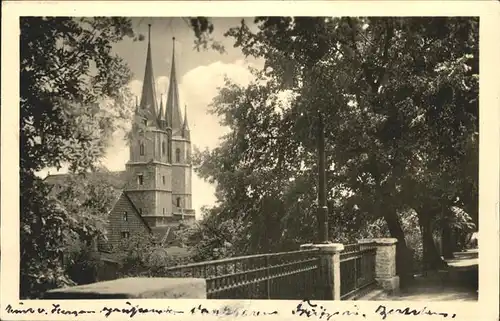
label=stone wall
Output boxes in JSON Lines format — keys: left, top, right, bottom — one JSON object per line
{"left": 126, "top": 189, "right": 156, "bottom": 217}
{"left": 303, "top": 238, "right": 400, "bottom": 300}
{"left": 44, "top": 278, "right": 206, "bottom": 299}
{"left": 359, "top": 238, "right": 400, "bottom": 294}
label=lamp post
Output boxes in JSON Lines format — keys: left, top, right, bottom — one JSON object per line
{"left": 317, "top": 110, "right": 329, "bottom": 243}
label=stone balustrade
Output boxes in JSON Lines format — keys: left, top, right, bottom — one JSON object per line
{"left": 44, "top": 277, "right": 206, "bottom": 299}
{"left": 45, "top": 238, "right": 399, "bottom": 300}
{"left": 359, "top": 238, "right": 400, "bottom": 294}
{"left": 302, "top": 238, "right": 400, "bottom": 300}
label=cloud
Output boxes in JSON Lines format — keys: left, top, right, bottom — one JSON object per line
{"left": 180, "top": 59, "right": 255, "bottom": 150}
{"left": 128, "top": 79, "right": 143, "bottom": 99}
{"left": 178, "top": 59, "right": 255, "bottom": 218}
{"left": 156, "top": 76, "right": 170, "bottom": 96}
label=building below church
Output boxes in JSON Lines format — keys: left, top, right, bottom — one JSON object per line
{"left": 44, "top": 25, "right": 196, "bottom": 251}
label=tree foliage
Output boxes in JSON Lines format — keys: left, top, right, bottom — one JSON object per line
{"left": 115, "top": 233, "right": 191, "bottom": 277}
{"left": 19, "top": 16, "right": 225, "bottom": 297}
{"left": 174, "top": 207, "right": 245, "bottom": 261}
{"left": 192, "top": 17, "right": 478, "bottom": 278}
{"left": 20, "top": 17, "right": 136, "bottom": 298}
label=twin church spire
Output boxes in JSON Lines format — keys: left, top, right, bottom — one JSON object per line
{"left": 137, "top": 24, "right": 189, "bottom": 137}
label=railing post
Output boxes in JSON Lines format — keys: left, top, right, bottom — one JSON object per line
{"left": 265, "top": 256, "right": 271, "bottom": 299}
{"left": 301, "top": 243, "right": 344, "bottom": 300}
{"left": 358, "top": 238, "right": 400, "bottom": 295}
{"left": 354, "top": 257, "right": 358, "bottom": 290}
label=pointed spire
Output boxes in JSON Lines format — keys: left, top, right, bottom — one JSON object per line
{"left": 183, "top": 104, "right": 190, "bottom": 129}
{"left": 139, "top": 24, "right": 158, "bottom": 125}
{"left": 166, "top": 36, "right": 183, "bottom": 134}
{"left": 182, "top": 104, "right": 190, "bottom": 140}
{"left": 158, "top": 94, "right": 165, "bottom": 120}
{"left": 163, "top": 94, "right": 170, "bottom": 127}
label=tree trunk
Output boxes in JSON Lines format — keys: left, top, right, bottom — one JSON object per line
{"left": 417, "top": 209, "right": 448, "bottom": 269}
{"left": 441, "top": 224, "right": 454, "bottom": 259}
{"left": 383, "top": 208, "right": 413, "bottom": 289}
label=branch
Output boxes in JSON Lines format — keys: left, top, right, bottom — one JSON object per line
{"left": 375, "top": 20, "right": 394, "bottom": 89}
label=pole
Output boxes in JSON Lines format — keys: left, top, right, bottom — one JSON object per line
{"left": 317, "top": 110, "right": 329, "bottom": 243}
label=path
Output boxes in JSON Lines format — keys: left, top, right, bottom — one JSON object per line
{"left": 364, "top": 250, "right": 478, "bottom": 301}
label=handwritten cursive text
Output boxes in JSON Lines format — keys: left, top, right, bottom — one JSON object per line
{"left": 375, "top": 305, "right": 456, "bottom": 320}
{"left": 292, "top": 300, "right": 366, "bottom": 320}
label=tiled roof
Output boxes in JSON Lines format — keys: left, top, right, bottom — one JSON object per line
{"left": 151, "top": 226, "right": 170, "bottom": 243}
{"left": 150, "top": 225, "right": 180, "bottom": 245}
{"left": 44, "top": 170, "right": 130, "bottom": 189}
{"left": 122, "top": 192, "right": 152, "bottom": 233}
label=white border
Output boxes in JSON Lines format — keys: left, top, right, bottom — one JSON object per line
{"left": 2, "top": 1, "right": 499, "bottom": 321}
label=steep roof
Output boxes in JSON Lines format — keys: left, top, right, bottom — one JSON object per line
{"left": 44, "top": 170, "right": 129, "bottom": 190}
{"left": 122, "top": 192, "right": 152, "bottom": 233}
{"left": 165, "top": 37, "right": 183, "bottom": 134}
{"left": 139, "top": 24, "right": 159, "bottom": 124}
{"left": 151, "top": 226, "right": 172, "bottom": 244}
{"left": 182, "top": 104, "right": 190, "bottom": 139}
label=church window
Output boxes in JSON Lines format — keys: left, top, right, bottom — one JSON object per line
{"left": 139, "top": 142, "right": 145, "bottom": 156}
{"left": 123, "top": 211, "right": 128, "bottom": 221}
{"left": 163, "top": 208, "right": 165, "bottom": 215}
{"left": 162, "top": 175, "right": 165, "bottom": 185}
{"left": 162, "top": 141, "right": 166, "bottom": 155}
{"left": 176, "top": 197, "right": 181, "bottom": 207}
{"left": 137, "top": 174, "right": 144, "bottom": 186}
{"left": 168, "top": 141, "right": 172, "bottom": 162}
{"left": 175, "top": 148, "right": 181, "bottom": 162}
{"left": 121, "top": 231, "right": 130, "bottom": 239}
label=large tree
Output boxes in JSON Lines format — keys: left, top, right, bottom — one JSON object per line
{"left": 193, "top": 17, "right": 478, "bottom": 283}
{"left": 20, "top": 17, "right": 136, "bottom": 298}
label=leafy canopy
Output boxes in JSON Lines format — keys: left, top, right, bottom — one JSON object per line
{"left": 20, "top": 17, "right": 136, "bottom": 298}
{"left": 191, "top": 17, "right": 478, "bottom": 262}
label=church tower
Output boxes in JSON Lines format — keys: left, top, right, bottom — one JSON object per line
{"left": 166, "top": 37, "right": 194, "bottom": 219}
{"left": 125, "top": 26, "right": 195, "bottom": 227}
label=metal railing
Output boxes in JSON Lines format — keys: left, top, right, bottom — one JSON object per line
{"left": 340, "top": 244, "right": 377, "bottom": 299}
{"left": 155, "top": 249, "right": 322, "bottom": 299}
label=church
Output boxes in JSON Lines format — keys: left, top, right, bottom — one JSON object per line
{"left": 44, "top": 25, "right": 196, "bottom": 250}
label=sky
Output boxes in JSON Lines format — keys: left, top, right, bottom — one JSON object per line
{"left": 38, "top": 17, "right": 265, "bottom": 219}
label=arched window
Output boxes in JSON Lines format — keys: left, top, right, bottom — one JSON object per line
{"left": 175, "top": 148, "right": 181, "bottom": 162}
{"left": 139, "top": 142, "right": 145, "bottom": 156}
{"left": 176, "top": 197, "right": 181, "bottom": 207}
{"left": 123, "top": 211, "right": 128, "bottom": 222}
{"left": 161, "top": 141, "right": 166, "bottom": 155}
{"left": 168, "top": 141, "right": 172, "bottom": 162}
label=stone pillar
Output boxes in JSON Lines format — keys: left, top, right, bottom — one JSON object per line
{"left": 301, "top": 243, "right": 344, "bottom": 300}
{"left": 358, "top": 238, "right": 400, "bottom": 294}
